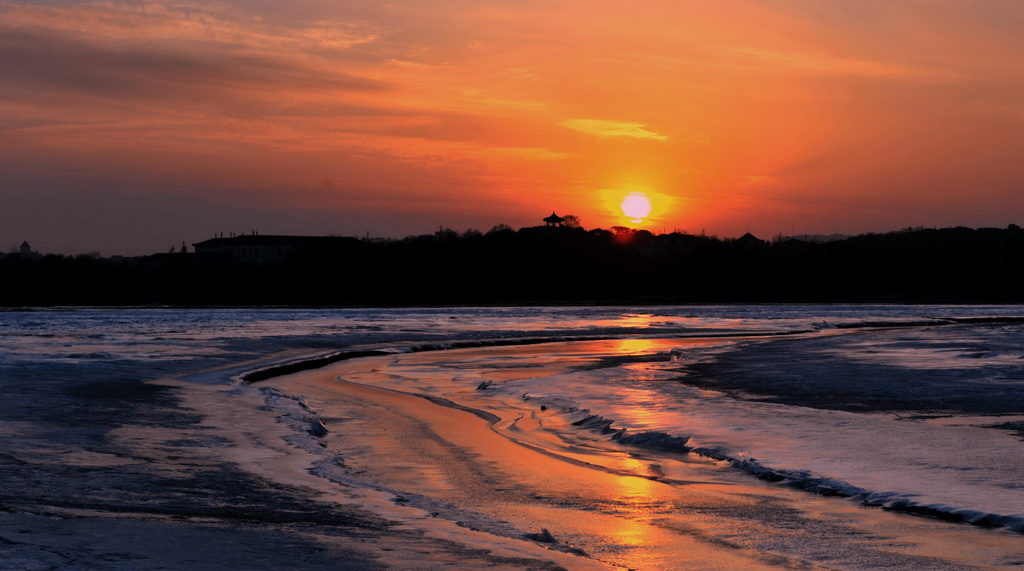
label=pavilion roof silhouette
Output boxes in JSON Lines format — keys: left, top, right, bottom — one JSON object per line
{"left": 543, "top": 212, "right": 565, "bottom": 226}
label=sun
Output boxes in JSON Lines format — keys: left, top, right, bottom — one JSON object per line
{"left": 621, "top": 193, "right": 652, "bottom": 223}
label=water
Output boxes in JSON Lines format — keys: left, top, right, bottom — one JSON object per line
{"left": 2, "top": 304, "right": 1014, "bottom": 363}
{"left": 4, "top": 304, "right": 1024, "bottom": 533}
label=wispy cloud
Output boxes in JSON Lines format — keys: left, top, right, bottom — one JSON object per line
{"left": 491, "top": 146, "right": 572, "bottom": 160}
{"left": 725, "top": 47, "right": 962, "bottom": 81}
{"left": 0, "top": 26, "right": 385, "bottom": 103}
{"left": 559, "top": 119, "right": 668, "bottom": 141}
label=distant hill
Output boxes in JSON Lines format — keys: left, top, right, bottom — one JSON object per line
{"left": 2, "top": 225, "right": 1022, "bottom": 306}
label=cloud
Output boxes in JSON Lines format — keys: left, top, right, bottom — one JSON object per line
{"left": 491, "top": 147, "right": 572, "bottom": 160}
{"left": 0, "top": 19, "right": 386, "bottom": 109}
{"left": 724, "top": 47, "right": 963, "bottom": 82}
{"left": 559, "top": 119, "right": 669, "bottom": 141}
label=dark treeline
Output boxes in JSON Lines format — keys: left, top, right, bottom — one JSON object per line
{"left": 3, "top": 224, "right": 1024, "bottom": 306}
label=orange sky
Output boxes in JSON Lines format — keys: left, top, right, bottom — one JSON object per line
{"left": 3, "top": 1, "right": 1024, "bottom": 255}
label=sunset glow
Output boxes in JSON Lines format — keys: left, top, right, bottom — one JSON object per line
{"left": 3, "top": 1, "right": 1024, "bottom": 255}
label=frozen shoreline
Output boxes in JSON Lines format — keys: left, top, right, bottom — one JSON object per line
{"left": 243, "top": 343, "right": 1024, "bottom": 568}
{"left": 4, "top": 305, "right": 1024, "bottom": 569}
{"left": 242, "top": 327, "right": 1024, "bottom": 535}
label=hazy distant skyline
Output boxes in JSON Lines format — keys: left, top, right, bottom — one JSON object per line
{"left": 3, "top": 1, "right": 1024, "bottom": 255}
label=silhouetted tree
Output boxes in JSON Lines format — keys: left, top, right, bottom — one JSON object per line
{"left": 5, "top": 224, "right": 1024, "bottom": 306}
{"left": 487, "top": 224, "right": 513, "bottom": 235}
{"left": 435, "top": 227, "right": 459, "bottom": 241}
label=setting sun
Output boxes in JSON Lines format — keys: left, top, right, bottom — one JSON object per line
{"left": 621, "top": 193, "right": 652, "bottom": 224}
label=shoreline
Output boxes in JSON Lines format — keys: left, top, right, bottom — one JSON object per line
{"left": 6, "top": 307, "right": 1024, "bottom": 569}
{"left": 242, "top": 334, "right": 1024, "bottom": 535}
{"left": 238, "top": 344, "right": 1024, "bottom": 568}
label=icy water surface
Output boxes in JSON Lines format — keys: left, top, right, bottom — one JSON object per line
{"left": 2, "top": 304, "right": 998, "bottom": 363}
{"left": 367, "top": 331, "right": 1024, "bottom": 530}
{"left": 4, "top": 305, "right": 1024, "bottom": 567}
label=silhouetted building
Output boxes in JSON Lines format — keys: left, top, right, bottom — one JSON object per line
{"left": 192, "top": 234, "right": 361, "bottom": 264}
{"left": 735, "top": 232, "right": 766, "bottom": 248}
{"left": 544, "top": 212, "right": 565, "bottom": 227}
{"left": 19, "top": 241, "right": 31, "bottom": 256}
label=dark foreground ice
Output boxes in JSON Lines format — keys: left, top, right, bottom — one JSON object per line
{"left": 0, "top": 308, "right": 597, "bottom": 569}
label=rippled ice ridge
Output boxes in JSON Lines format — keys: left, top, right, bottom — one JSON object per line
{"left": 444, "top": 315, "right": 1024, "bottom": 531}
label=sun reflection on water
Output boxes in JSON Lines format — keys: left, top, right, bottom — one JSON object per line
{"left": 614, "top": 337, "right": 671, "bottom": 355}
{"left": 610, "top": 473, "right": 661, "bottom": 548}
{"left": 617, "top": 313, "right": 657, "bottom": 328}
